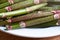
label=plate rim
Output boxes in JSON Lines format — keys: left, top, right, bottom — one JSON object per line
{"left": 4, "top": 26, "right": 60, "bottom": 38}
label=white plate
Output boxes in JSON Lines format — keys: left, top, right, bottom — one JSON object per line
{"left": 4, "top": 26, "right": 60, "bottom": 38}
{"left": 0, "top": 27, "right": 6, "bottom": 31}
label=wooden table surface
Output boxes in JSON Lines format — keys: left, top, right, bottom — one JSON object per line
{"left": 0, "top": 30, "right": 60, "bottom": 40}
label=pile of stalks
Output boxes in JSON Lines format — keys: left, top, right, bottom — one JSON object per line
{"left": 0, "top": 0, "right": 60, "bottom": 30}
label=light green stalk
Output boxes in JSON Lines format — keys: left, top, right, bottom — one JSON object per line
{"left": 0, "top": 3, "right": 47, "bottom": 18}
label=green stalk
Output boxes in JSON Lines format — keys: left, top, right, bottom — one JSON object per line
{"left": 0, "top": 3, "right": 47, "bottom": 18}
{"left": 0, "top": 0, "right": 47, "bottom": 4}
{"left": 6, "top": 23, "right": 21, "bottom": 30}
{"left": 40, "top": 6, "right": 60, "bottom": 12}
{"left": 6, "top": 20, "right": 57, "bottom": 30}
{"left": 11, "top": 11, "right": 53, "bottom": 23}
{"left": 6, "top": 15, "right": 58, "bottom": 30}
{"left": 0, "top": 0, "right": 25, "bottom": 9}
{"left": 25, "top": 15, "right": 55, "bottom": 27}
{"left": 0, "top": 2, "right": 10, "bottom": 9}
{"left": 27, "top": 20, "right": 57, "bottom": 28}
{"left": 9, "top": 0, "right": 47, "bottom": 10}
{"left": 0, "top": 11, "right": 53, "bottom": 26}
{"left": 48, "top": 0, "right": 60, "bottom": 2}
{"left": 0, "top": 0, "right": 7, "bottom": 4}
{"left": 11, "top": 0, "right": 35, "bottom": 10}
{"left": 48, "top": 2, "right": 60, "bottom": 6}
{"left": 0, "top": 8, "right": 7, "bottom": 12}
{"left": 39, "top": 7, "right": 54, "bottom": 11}
{"left": 0, "top": 0, "right": 47, "bottom": 13}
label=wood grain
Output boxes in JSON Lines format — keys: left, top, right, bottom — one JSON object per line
{"left": 0, "top": 30, "right": 60, "bottom": 40}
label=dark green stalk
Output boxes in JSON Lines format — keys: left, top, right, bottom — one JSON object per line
{"left": 25, "top": 15, "right": 55, "bottom": 27}
{"left": 0, "top": 8, "right": 7, "bottom": 12}
{"left": 48, "top": 0, "right": 60, "bottom": 2}
{"left": 0, "top": 0, "right": 25, "bottom": 9}
{"left": 0, "top": 0, "right": 7, "bottom": 4}
{"left": 40, "top": 6, "right": 60, "bottom": 12}
{"left": 0, "top": 2, "right": 10, "bottom": 9}
{"left": 27, "top": 20, "right": 57, "bottom": 28}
